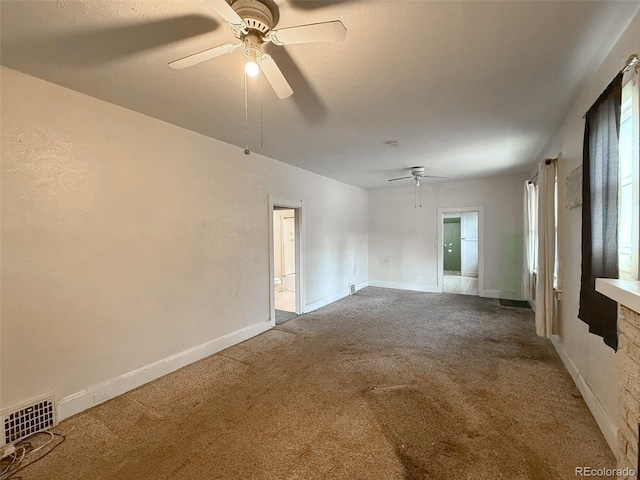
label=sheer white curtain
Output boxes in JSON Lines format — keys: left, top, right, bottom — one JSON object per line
{"left": 535, "top": 160, "right": 557, "bottom": 338}
{"left": 522, "top": 181, "right": 536, "bottom": 301}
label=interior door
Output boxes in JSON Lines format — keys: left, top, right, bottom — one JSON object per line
{"left": 282, "top": 215, "right": 296, "bottom": 291}
{"left": 443, "top": 218, "right": 461, "bottom": 272}
{"left": 461, "top": 211, "right": 479, "bottom": 277}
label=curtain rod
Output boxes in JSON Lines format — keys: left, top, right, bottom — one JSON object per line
{"left": 622, "top": 53, "right": 638, "bottom": 74}
{"left": 583, "top": 54, "right": 638, "bottom": 119}
{"left": 528, "top": 157, "right": 558, "bottom": 184}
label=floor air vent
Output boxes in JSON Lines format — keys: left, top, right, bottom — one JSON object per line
{"left": 2, "top": 396, "right": 56, "bottom": 445}
{"left": 348, "top": 283, "right": 356, "bottom": 295}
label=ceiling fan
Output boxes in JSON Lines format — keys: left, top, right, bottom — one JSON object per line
{"left": 388, "top": 167, "right": 449, "bottom": 186}
{"left": 168, "top": 0, "right": 347, "bottom": 99}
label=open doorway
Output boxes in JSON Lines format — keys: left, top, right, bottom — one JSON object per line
{"left": 273, "top": 208, "right": 296, "bottom": 314}
{"left": 269, "top": 197, "right": 303, "bottom": 326}
{"left": 438, "top": 206, "right": 484, "bottom": 296}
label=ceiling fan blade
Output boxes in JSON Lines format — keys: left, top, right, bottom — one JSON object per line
{"left": 269, "top": 20, "right": 346, "bottom": 46}
{"left": 419, "top": 175, "right": 450, "bottom": 180}
{"left": 210, "top": 0, "right": 246, "bottom": 28}
{"left": 388, "top": 176, "right": 412, "bottom": 182}
{"left": 259, "top": 54, "right": 293, "bottom": 99}
{"left": 168, "top": 43, "right": 239, "bottom": 69}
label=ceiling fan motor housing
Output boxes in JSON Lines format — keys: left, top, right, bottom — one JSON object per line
{"left": 231, "top": 0, "right": 276, "bottom": 36}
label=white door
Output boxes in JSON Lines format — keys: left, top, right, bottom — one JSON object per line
{"left": 461, "top": 211, "right": 479, "bottom": 278}
{"left": 282, "top": 216, "right": 296, "bottom": 291}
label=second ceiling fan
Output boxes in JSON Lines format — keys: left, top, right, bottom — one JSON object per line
{"left": 388, "top": 167, "right": 449, "bottom": 186}
{"left": 169, "top": 0, "right": 347, "bottom": 99}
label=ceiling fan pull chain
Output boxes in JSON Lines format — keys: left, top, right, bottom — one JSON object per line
{"left": 260, "top": 66, "right": 264, "bottom": 150}
{"left": 244, "top": 68, "right": 250, "bottom": 154}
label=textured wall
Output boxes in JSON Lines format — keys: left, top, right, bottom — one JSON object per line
{"left": 368, "top": 175, "right": 526, "bottom": 296}
{"left": 539, "top": 10, "right": 640, "bottom": 450}
{"left": 0, "top": 67, "right": 368, "bottom": 411}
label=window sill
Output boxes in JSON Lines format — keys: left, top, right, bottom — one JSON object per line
{"left": 595, "top": 278, "right": 640, "bottom": 313}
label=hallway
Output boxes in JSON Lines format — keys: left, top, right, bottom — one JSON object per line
{"left": 443, "top": 274, "right": 479, "bottom": 296}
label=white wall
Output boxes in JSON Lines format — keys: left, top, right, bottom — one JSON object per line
{"left": 368, "top": 175, "right": 526, "bottom": 298}
{"left": 539, "top": 11, "right": 640, "bottom": 453}
{"left": 0, "top": 67, "right": 368, "bottom": 418}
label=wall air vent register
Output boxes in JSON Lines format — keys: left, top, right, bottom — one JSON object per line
{"left": 1, "top": 396, "right": 57, "bottom": 445}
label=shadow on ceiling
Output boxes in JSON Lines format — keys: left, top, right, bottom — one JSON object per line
{"left": 1, "top": 15, "right": 219, "bottom": 66}
{"left": 288, "top": 0, "right": 351, "bottom": 10}
{"left": 265, "top": 43, "right": 328, "bottom": 125}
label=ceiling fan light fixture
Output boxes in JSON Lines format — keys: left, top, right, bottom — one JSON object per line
{"left": 169, "top": 0, "right": 347, "bottom": 100}
{"left": 243, "top": 33, "right": 262, "bottom": 77}
{"left": 244, "top": 46, "right": 260, "bottom": 76}
{"left": 245, "top": 57, "right": 260, "bottom": 77}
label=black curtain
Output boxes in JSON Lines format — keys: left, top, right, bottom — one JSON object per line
{"left": 578, "top": 73, "right": 622, "bottom": 350}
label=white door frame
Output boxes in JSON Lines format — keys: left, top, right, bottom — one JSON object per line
{"left": 437, "top": 205, "right": 485, "bottom": 295}
{"left": 268, "top": 195, "right": 304, "bottom": 327}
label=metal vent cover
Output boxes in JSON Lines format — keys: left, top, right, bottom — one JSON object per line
{"left": 2, "top": 395, "right": 56, "bottom": 445}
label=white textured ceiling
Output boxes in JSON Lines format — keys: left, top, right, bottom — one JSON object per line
{"left": 1, "top": 0, "right": 638, "bottom": 189}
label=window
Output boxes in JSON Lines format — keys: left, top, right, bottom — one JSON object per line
{"left": 618, "top": 73, "right": 639, "bottom": 280}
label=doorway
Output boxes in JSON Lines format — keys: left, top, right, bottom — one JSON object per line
{"left": 269, "top": 197, "right": 303, "bottom": 327}
{"left": 443, "top": 217, "right": 462, "bottom": 273}
{"left": 273, "top": 209, "right": 296, "bottom": 313}
{"left": 438, "top": 207, "right": 484, "bottom": 296}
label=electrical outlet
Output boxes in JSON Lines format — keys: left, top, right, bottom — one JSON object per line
{"left": 93, "top": 392, "right": 110, "bottom": 404}
{"left": 1, "top": 444, "right": 16, "bottom": 459}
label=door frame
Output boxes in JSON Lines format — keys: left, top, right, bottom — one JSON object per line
{"left": 437, "top": 205, "right": 485, "bottom": 295}
{"left": 268, "top": 195, "right": 304, "bottom": 327}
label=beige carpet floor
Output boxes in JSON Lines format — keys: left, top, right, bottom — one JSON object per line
{"left": 11, "top": 287, "right": 615, "bottom": 479}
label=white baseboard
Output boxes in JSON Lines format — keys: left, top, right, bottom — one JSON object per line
{"left": 480, "top": 289, "right": 501, "bottom": 298}
{"left": 368, "top": 280, "right": 440, "bottom": 293}
{"left": 303, "top": 281, "right": 369, "bottom": 313}
{"left": 550, "top": 335, "right": 618, "bottom": 455}
{"left": 305, "top": 290, "right": 349, "bottom": 312}
{"left": 369, "top": 281, "right": 502, "bottom": 299}
{"left": 57, "top": 321, "right": 272, "bottom": 421}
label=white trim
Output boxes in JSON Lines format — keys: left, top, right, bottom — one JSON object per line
{"left": 437, "top": 205, "right": 485, "bottom": 295}
{"left": 368, "top": 280, "right": 440, "bottom": 293}
{"left": 303, "top": 281, "right": 367, "bottom": 313}
{"left": 596, "top": 278, "right": 640, "bottom": 314}
{"left": 550, "top": 335, "right": 618, "bottom": 455}
{"left": 57, "top": 321, "right": 271, "bottom": 421}
{"left": 268, "top": 196, "right": 304, "bottom": 326}
{"left": 305, "top": 292, "right": 347, "bottom": 313}
{"left": 303, "top": 282, "right": 368, "bottom": 312}
{"left": 480, "top": 289, "right": 501, "bottom": 299}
